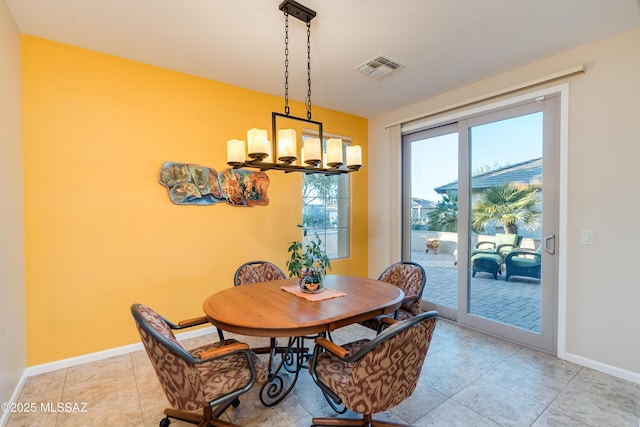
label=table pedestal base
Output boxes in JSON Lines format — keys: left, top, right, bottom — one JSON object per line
{"left": 259, "top": 336, "right": 306, "bottom": 406}
{"left": 258, "top": 334, "right": 347, "bottom": 414}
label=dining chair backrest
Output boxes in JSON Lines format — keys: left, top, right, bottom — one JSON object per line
{"left": 131, "top": 303, "right": 266, "bottom": 427}
{"left": 310, "top": 311, "right": 439, "bottom": 421}
{"left": 131, "top": 304, "right": 205, "bottom": 411}
{"left": 234, "top": 260, "right": 286, "bottom": 286}
{"left": 378, "top": 261, "right": 426, "bottom": 317}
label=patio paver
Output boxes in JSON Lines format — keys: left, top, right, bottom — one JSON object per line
{"left": 412, "top": 251, "right": 541, "bottom": 332}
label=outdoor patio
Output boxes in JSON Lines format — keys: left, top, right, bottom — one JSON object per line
{"left": 412, "top": 250, "right": 541, "bottom": 332}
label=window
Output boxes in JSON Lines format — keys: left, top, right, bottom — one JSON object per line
{"left": 302, "top": 134, "right": 350, "bottom": 259}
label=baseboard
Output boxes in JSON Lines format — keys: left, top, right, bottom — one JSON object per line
{"left": 563, "top": 352, "right": 640, "bottom": 385}
{"left": 0, "top": 371, "right": 28, "bottom": 427}
{"left": 25, "top": 324, "right": 218, "bottom": 377}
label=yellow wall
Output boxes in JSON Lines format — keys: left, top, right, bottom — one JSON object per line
{"left": 21, "top": 35, "right": 368, "bottom": 366}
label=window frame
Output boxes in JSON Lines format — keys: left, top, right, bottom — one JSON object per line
{"left": 301, "top": 130, "right": 352, "bottom": 260}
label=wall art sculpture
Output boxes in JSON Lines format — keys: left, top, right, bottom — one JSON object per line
{"left": 159, "top": 162, "right": 269, "bottom": 207}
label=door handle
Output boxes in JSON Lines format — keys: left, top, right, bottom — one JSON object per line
{"left": 543, "top": 234, "right": 556, "bottom": 255}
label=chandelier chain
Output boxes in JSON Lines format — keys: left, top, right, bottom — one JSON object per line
{"left": 283, "top": 10, "right": 290, "bottom": 115}
{"left": 306, "top": 21, "right": 312, "bottom": 120}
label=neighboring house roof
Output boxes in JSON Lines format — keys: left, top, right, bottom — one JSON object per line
{"left": 411, "top": 197, "right": 437, "bottom": 209}
{"left": 434, "top": 157, "right": 542, "bottom": 194}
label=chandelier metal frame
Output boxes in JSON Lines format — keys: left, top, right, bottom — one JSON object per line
{"left": 226, "top": 0, "right": 362, "bottom": 175}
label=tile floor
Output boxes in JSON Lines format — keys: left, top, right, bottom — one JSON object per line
{"left": 6, "top": 320, "right": 640, "bottom": 427}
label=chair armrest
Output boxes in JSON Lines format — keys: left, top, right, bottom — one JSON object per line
{"left": 346, "top": 311, "right": 439, "bottom": 363}
{"left": 177, "top": 316, "right": 209, "bottom": 329}
{"left": 195, "top": 341, "right": 262, "bottom": 409}
{"left": 314, "top": 337, "right": 350, "bottom": 359}
{"left": 381, "top": 317, "right": 399, "bottom": 326}
{"left": 402, "top": 293, "right": 419, "bottom": 303}
{"left": 378, "top": 316, "right": 399, "bottom": 333}
{"left": 198, "top": 342, "right": 250, "bottom": 362}
{"left": 505, "top": 250, "right": 541, "bottom": 261}
{"left": 475, "top": 241, "right": 496, "bottom": 250}
{"left": 394, "top": 294, "right": 420, "bottom": 319}
{"left": 380, "top": 317, "right": 399, "bottom": 329}
{"left": 162, "top": 315, "right": 209, "bottom": 330}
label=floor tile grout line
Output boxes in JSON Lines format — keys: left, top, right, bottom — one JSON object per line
{"left": 446, "top": 373, "right": 500, "bottom": 426}
{"left": 53, "top": 368, "right": 70, "bottom": 427}
{"left": 529, "top": 365, "right": 588, "bottom": 427}
{"left": 130, "top": 353, "right": 147, "bottom": 426}
{"left": 446, "top": 360, "right": 561, "bottom": 427}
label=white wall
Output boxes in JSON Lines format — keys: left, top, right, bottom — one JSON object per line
{"left": 368, "top": 28, "right": 640, "bottom": 379}
{"left": 0, "top": 0, "right": 26, "bottom": 413}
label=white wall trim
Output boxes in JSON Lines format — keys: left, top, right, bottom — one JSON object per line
{"left": 556, "top": 84, "right": 570, "bottom": 359}
{"left": 388, "top": 65, "right": 585, "bottom": 131}
{"left": 401, "top": 84, "right": 568, "bottom": 136}
{"left": 24, "top": 325, "right": 218, "bottom": 377}
{"left": 25, "top": 342, "right": 144, "bottom": 377}
{"left": 564, "top": 352, "right": 640, "bottom": 385}
{"left": 0, "top": 374, "right": 28, "bottom": 427}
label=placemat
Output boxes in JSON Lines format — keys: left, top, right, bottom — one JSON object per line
{"left": 281, "top": 285, "right": 346, "bottom": 302}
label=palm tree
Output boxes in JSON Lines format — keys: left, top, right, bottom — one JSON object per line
{"left": 427, "top": 191, "right": 458, "bottom": 232}
{"left": 471, "top": 184, "right": 540, "bottom": 235}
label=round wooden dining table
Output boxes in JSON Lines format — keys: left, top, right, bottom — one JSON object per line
{"left": 202, "top": 274, "right": 404, "bottom": 338}
{"left": 202, "top": 274, "right": 404, "bottom": 407}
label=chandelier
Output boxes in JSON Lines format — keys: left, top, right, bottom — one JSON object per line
{"left": 226, "top": 0, "right": 362, "bottom": 175}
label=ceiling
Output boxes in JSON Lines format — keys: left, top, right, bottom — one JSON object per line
{"left": 6, "top": 0, "right": 640, "bottom": 118}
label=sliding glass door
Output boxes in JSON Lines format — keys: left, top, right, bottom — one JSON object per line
{"left": 404, "top": 124, "right": 459, "bottom": 321}
{"left": 403, "top": 96, "right": 558, "bottom": 353}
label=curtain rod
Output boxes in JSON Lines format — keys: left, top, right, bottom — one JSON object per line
{"left": 385, "top": 64, "right": 585, "bottom": 129}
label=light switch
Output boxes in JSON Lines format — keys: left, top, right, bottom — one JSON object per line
{"left": 580, "top": 230, "right": 593, "bottom": 244}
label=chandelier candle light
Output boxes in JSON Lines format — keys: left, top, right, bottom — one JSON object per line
{"left": 225, "top": 0, "right": 362, "bottom": 175}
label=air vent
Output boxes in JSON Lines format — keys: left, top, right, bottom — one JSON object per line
{"left": 356, "top": 55, "right": 404, "bottom": 78}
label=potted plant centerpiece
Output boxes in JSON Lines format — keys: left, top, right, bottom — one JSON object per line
{"left": 286, "top": 226, "right": 331, "bottom": 293}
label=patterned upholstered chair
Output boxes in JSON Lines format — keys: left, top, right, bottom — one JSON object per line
{"left": 360, "top": 261, "right": 427, "bottom": 332}
{"left": 131, "top": 304, "right": 266, "bottom": 427}
{"left": 309, "top": 311, "right": 439, "bottom": 427}
{"left": 233, "top": 260, "right": 287, "bottom": 371}
{"left": 234, "top": 260, "right": 286, "bottom": 285}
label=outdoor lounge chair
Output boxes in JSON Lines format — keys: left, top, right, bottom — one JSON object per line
{"left": 471, "top": 233, "right": 519, "bottom": 279}
{"left": 505, "top": 247, "right": 541, "bottom": 281}
{"left": 472, "top": 252, "right": 503, "bottom": 279}
{"left": 472, "top": 233, "right": 519, "bottom": 258}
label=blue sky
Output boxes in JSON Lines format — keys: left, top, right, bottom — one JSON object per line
{"left": 411, "top": 112, "right": 543, "bottom": 201}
